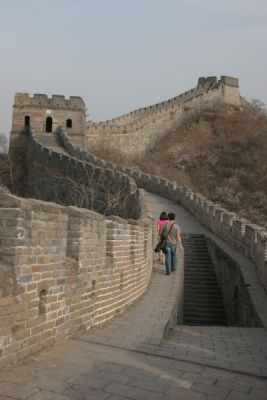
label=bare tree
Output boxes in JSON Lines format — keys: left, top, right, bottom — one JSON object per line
{"left": 32, "top": 162, "right": 130, "bottom": 216}
{"left": 0, "top": 133, "right": 17, "bottom": 193}
{"left": 250, "top": 99, "right": 267, "bottom": 114}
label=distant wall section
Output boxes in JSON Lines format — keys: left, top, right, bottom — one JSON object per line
{"left": 86, "top": 75, "right": 241, "bottom": 158}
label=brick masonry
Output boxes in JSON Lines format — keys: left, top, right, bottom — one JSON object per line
{"left": 3, "top": 74, "right": 266, "bottom": 370}
{"left": 58, "top": 127, "right": 267, "bottom": 292}
{"left": 0, "top": 192, "right": 153, "bottom": 368}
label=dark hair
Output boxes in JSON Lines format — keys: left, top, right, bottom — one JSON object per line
{"left": 168, "top": 212, "right": 175, "bottom": 220}
{"left": 159, "top": 211, "right": 168, "bottom": 221}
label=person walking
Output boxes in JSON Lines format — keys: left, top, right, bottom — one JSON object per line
{"left": 162, "top": 212, "right": 183, "bottom": 275}
{"left": 156, "top": 211, "right": 169, "bottom": 263}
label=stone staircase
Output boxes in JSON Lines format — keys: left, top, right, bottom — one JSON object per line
{"left": 182, "top": 234, "right": 227, "bottom": 326}
{"left": 35, "top": 133, "right": 69, "bottom": 155}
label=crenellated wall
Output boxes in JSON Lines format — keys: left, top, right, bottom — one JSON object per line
{"left": 10, "top": 75, "right": 241, "bottom": 159}
{"left": 0, "top": 191, "right": 153, "bottom": 368}
{"left": 58, "top": 128, "right": 267, "bottom": 291}
{"left": 25, "top": 129, "right": 139, "bottom": 219}
{"left": 4, "top": 74, "right": 266, "bottom": 370}
{"left": 86, "top": 76, "right": 241, "bottom": 157}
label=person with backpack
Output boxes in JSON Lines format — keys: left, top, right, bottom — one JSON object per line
{"left": 156, "top": 211, "right": 169, "bottom": 262}
{"left": 162, "top": 212, "right": 183, "bottom": 275}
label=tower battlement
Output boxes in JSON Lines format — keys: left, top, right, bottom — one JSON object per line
{"left": 14, "top": 93, "right": 85, "bottom": 110}
{"left": 197, "top": 75, "right": 239, "bottom": 88}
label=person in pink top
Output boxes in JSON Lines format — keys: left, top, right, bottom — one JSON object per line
{"left": 157, "top": 211, "right": 169, "bottom": 262}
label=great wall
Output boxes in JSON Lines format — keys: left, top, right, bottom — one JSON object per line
{"left": 1, "top": 75, "right": 266, "bottom": 369}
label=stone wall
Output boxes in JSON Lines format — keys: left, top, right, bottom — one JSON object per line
{"left": 86, "top": 75, "right": 241, "bottom": 158}
{"left": 0, "top": 191, "right": 153, "bottom": 368}
{"left": 25, "top": 130, "right": 140, "bottom": 219}
{"left": 10, "top": 94, "right": 87, "bottom": 149}
{"left": 205, "top": 237, "right": 263, "bottom": 327}
{"left": 10, "top": 76, "right": 241, "bottom": 160}
{"left": 59, "top": 130, "right": 267, "bottom": 291}
{"left": 125, "top": 172, "right": 267, "bottom": 291}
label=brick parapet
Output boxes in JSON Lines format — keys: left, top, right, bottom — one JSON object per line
{"left": 14, "top": 93, "right": 85, "bottom": 110}
{"left": 27, "top": 129, "right": 139, "bottom": 219}
{"left": 0, "top": 192, "right": 153, "bottom": 368}
{"left": 86, "top": 75, "right": 240, "bottom": 135}
{"left": 60, "top": 130, "right": 266, "bottom": 291}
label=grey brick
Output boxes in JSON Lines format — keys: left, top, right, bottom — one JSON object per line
{"left": 216, "top": 378, "right": 250, "bottom": 393}
{"left": 181, "top": 372, "right": 216, "bottom": 385}
{"left": 0, "top": 382, "right": 38, "bottom": 399}
{"left": 64, "top": 386, "right": 110, "bottom": 400}
{"left": 104, "top": 382, "right": 147, "bottom": 399}
{"left": 192, "top": 383, "right": 229, "bottom": 398}
{"left": 66, "top": 375, "right": 108, "bottom": 390}
{"left": 165, "top": 385, "right": 204, "bottom": 400}
{"left": 28, "top": 391, "right": 75, "bottom": 400}
{"left": 129, "top": 378, "right": 168, "bottom": 392}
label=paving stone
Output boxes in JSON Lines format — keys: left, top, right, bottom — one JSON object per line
{"left": 87, "top": 370, "right": 133, "bottom": 385}
{"left": 139, "top": 392, "right": 187, "bottom": 400}
{"left": 129, "top": 378, "right": 168, "bottom": 392}
{"left": 227, "top": 390, "right": 265, "bottom": 400}
{"left": 30, "top": 376, "right": 71, "bottom": 393}
{"left": 215, "top": 378, "right": 250, "bottom": 393}
{"left": 192, "top": 383, "right": 229, "bottom": 398}
{"left": 181, "top": 372, "right": 216, "bottom": 385}
{"left": 66, "top": 375, "right": 109, "bottom": 390}
{"left": 123, "top": 367, "right": 159, "bottom": 380}
{"left": 164, "top": 384, "right": 204, "bottom": 400}
{"left": 170, "top": 360, "right": 204, "bottom": 374}
{"left": 230, "top": 363, "right": 262, "bottom": 376}
{"left": 202, "top": 368, "right": 236, "bottom": 380}
{"left": 248, "top": 388, "right": 267, "bottom": 400}
{"left": 103, "top": 382, "right": 147, "bottom": 399}
{"left": 92, "top": 362, "right": 125, "bottom": 374}
{"left": 28, "top": 391, "right": 75, "bottom": 400}
{"left": 64, "top": 386, "right": 110, "bottom": 400}
{"left": 0, "top": 382, "right": 39, "bottom": 399}
{"left": 0, "top": 371, "right": 33, "bottom": 384}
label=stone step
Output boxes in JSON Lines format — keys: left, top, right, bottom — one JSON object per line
{"left": 184, "top": 306, "right": 225, "bottom": 318}
{"left": 184, "top": 275, "right": 218, "bottom": 282}
{"left": 185, "top": 269, "right": 214, "bottom": 273}
{"left": 182, "top": 234, "right": 227, "bottom": 326}
{"left": 183, "top": 319, "right": 227, "bottom": 326}
{"left": 184, "top": 299, "right": 225, "bottom": 306}
{"left": 184, "top": 293, "right": 223, "bottom": 300}
{"left": 36, "top": 133, "right": 70, "bottom": 155}
{"left": 184, "top": 288, "right": 222, "bottom": 294}
{"left": 185, "top": 265, "right": 214, "bottom": 269}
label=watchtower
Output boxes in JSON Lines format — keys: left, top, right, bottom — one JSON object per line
{"left": 10, "top": 93, "right": 87, "bottom": 149}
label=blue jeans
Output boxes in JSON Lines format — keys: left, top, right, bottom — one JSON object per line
{"left": 165, "top": 242, "right": 178, "bottom": 274}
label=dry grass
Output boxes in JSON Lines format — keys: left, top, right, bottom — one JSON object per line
{"left": 96, "top": 103, "right": 267, "bottom": 228}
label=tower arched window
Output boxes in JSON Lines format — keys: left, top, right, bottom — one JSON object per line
{"left": 24, "top": 115, "right": 30, "bottom": 127}
{"left": 66, "top": 119, "right": 72, "bottom": 128}
{"left": 46, "top": 117, "right": 53, "bottom": 133}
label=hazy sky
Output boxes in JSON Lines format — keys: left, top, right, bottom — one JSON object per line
{"left": 1, "top": 0, "right": 267, "bottom": 137}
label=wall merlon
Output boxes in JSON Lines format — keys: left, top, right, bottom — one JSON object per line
{"left": 220, "top": 75, "right": 239, "bottom": 87}
{"left": 13, "top": 93, "right": 85, "bottom": 110}
{"left": 222, "top": 212, "right": 236, "bottom": 226}
{"left": 215, "top": 208, "right": 227, "bottom": 221}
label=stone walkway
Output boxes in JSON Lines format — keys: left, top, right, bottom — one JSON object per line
{"left": 1, "top": 192, "right": 267, "bottom": 400}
